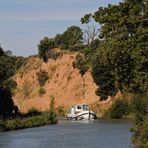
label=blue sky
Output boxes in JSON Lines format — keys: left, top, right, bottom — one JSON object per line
{"left": 0, "top": 0, "right": 121, "bottom": 56}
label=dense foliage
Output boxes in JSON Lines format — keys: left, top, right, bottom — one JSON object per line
{"left": 0, "top": 55, "right": 24, "bottom": 86}
{"left": 82, "top": 0, "right": 148, "bottom": 100}
{"left": 38, "top": 37, "right": 55, "bottom": 62}
{"left": 49, "top": 96, "right": 57, "bottom": 124}
{"left": 131, "top": 95, "right": 148, "bottom": 148}
{"left": 0, "top": 88, "right": 14, "bottom": 118}
{"left": 0, "top": 112, "right": 57, "bottom": 132}
{"left": 37, "top": 26, "right": 84, "bottom": 62}
{"left": 60, "top": 26, "right": 83, "bottom": 50}
{"left": 104, "top": 98, "right": 129, "bottom": 118}
{"left": 81, "top": 2, "right": 148, "bottom": 147}
{"left": 0, "top": 48, "right": 25, "bottom": 118}
{"left": 72, "top": 54, "right": 89, "bottom": 76}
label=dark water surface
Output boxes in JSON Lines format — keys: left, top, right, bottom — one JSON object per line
{"left": 0, "top": 119, "right": 133, "bottom": 148}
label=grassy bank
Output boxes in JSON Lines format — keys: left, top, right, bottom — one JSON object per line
{"left": 0, "top": 112, "right": 57, "bottom": 132}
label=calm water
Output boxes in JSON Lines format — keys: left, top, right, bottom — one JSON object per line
{"left": 0, "top": 119, "right": 133, "bottom": 148}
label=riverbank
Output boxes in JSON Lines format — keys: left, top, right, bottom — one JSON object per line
{"left": 0, "top": 112, "right": 57, "bottom": 132}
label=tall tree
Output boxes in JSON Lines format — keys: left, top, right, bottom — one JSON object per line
{"left": 60, "top": 26, "right": 83, "bottom": 50}
{"left": 0, "top": 87, "right": 14, "bottom": 118}
{"left": 38, "top": 37, "right": 55, "bottom": 62}
{"left": 0, "top": 50, "right": 24, "bottom": 118}
{"left": 83, "top": 0, "right": 148, "bottom": 99}
{"left": 0, "top": 46, "right": 5, "bottom": 56}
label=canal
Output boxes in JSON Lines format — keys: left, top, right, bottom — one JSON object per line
{"left": 0, "top": 119, "right": 133, "bottom": 148}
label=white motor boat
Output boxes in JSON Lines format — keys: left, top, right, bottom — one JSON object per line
{"left": 66, "top": 104, "right": 97, "bottom": 120}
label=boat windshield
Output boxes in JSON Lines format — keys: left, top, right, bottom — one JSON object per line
{"left": 77, "top": 105, "right": 82, "bottom": 109}
{"left": 83, "top": 105, "right": 89, "bottom": 110}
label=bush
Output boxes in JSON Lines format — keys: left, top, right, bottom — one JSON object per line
{"left": 38, "top": 37, "right": 55, "bottom": 62}
{"left": 131, "top": 95, "right": 148, "bottom": 124}
{"left": 47, "top": 49, "right": 61, "bottom": 60}
{"left": 57, "top": 106, "right": 65, "bottom": 116}
{"left": 72, "top": 54, "right": 89, "bottom": 76}
{"left": 104, "top": 98, "right": 129, "bottom": 118}
{"left": 60, "top": 26, "right": 83, "bottom": 51}
{"left": 1, "top": 113, "right": 56, "bottom": 131}
{"left": 132, "top": 117, "right": 148, "bottom": 148}
{"left": 26, "top": 107, "right": 41, "bottom": 117}
{"left": 36, "top": 70, "right": 49, "bottom": 86}
{"left": 2, "top": 79, "right": 17, "bottom": 92}
{"left": 132, "top": 95, "right": 148, "bottom": 148}
{"left": 49, "top": 96, "right": 57, "bottom": 124}
{"left": 38, "top": 87, "right": 46, "bottom": 96}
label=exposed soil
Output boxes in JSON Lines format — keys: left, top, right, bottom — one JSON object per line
{"left": 13, "top": 51, "right": 102, "bottom": 113}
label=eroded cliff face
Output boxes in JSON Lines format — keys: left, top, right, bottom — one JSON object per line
{"left": 13, "top": 51, "right": 101, "bottom": 112}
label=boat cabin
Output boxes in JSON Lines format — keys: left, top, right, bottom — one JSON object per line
{"left": 74, "top": 104, "right": 89, "bottom": 112}
{"left": 66, "top": 104, "right": 97, "bottom": 120}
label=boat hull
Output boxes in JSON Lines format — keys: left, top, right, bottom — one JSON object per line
{"left": 67, "top": 111, "right": 97, "bottom": 120}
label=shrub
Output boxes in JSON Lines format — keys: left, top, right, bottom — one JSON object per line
{"left": 60, "top": 26, "right": 83, "bottom": 51}
{"left": 104, "top": 98, "right": 129, "bottom": 119}
{"left": 132, "top": 95, "right": 148, "bottom": 148}
{"left": 73, "top": 54, "right": 89, "bottom": 76}
{"left": 49, "top": 96, "right": 57, "bottom": 124}
{"left": 1, "top": 112, "right": 57, "bottom": 131}
{"left": 47, "top": 49, "right": 61, "bottom": 60}
{"left": 57, "top": 106, "right": 65, "bottom": 116}
{"left": 2, "top": 79, "right": 17, "bottom": 92}
{"left": 36, "top": 70, "right": 49, "bottom": 86}
{"left": 38, "top": 87, "right": 46, "bottom": 96}
{"left": 38, "top": 37, "right": 55, "bottom": 62}
{"left": 27, "top": 107, "right": 41, "bottom": 117}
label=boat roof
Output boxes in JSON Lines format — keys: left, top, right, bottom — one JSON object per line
{"left": 73, "top": 104, "right": 88, "bottom": 107}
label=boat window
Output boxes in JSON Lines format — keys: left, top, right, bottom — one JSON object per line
{"left": 77, "top": 105, "right": 82, "bottom": 109}
{"left": 83, "top": 105, "right": 89, "bottom": 110}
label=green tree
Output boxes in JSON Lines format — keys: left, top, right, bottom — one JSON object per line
{"left": 0, "top": 87, "right": 15, "bottom": 118}
{"left": 60, "top": 26, "right": 83, "bottom": 50}
{"left": 83, "top": 2, "right": 148, "bottom": 147}
{"left": 2, "top": 79, "right": 17, "bottom": 92}
{"left": 0, "top": 46, "right": 5, "bottom": 56}
{"left": 38, "top": 37, "right": 55, "bottom": 62}
{"left": 54, "top": 34, "right": 63, "bottom": 48}
{"left": 81, "top": 13, "right": 92, "bottom": 24}
{"left": 0, "top": 55, "right": 24, "bottom": 86}
{"left": 131, "top": 95, "right": 148, "bottom": 148}
{"left": 92, "top": 51, "right": 117, "bottom": 100}
{"left": 73, "top": 54, "right": 89, "bottom": 76}
{"left": 83, "top": 0, "right": 148, "bottom": 99}
{"left": 0, "top": 50, "right": 24, "bottom": 118}
{"left": 49, "top": 96, "right": 57, "bottom": 124}
{"left": 110, "top": 99, "right": 129, "bottom": 118}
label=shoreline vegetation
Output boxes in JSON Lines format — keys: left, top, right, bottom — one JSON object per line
{"left": 0, "top": 97, "right": 57, "bottom": 132}
{"left": 0, "top": 112, "right": 57, "bottom": 132}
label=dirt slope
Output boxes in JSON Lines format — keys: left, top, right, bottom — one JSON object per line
{"left": 13, "top": 51, "right": 104, "bottom": 112}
